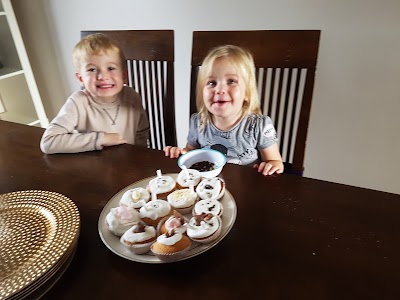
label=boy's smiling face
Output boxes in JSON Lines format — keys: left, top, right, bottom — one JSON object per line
{"left": 75, "top": 50, "right": 125, "bottom": 103}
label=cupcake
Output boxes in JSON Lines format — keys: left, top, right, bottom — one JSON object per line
{"left": 120, "top": 222, "right": 157, "bottom": 254}
{"left": 167, "top": 188, "right": 198, "bottom": 214}
{"left": 119, "top": 187, "right": 150, "bottom": 210}
{"left": 158, "top": 210, "right": 189, "bottom": 235}
{"left": 192, "top": 198, "right": 223, "bottom": 217}
{"left": 151, "top": 229, "right": 191, "bottom": 263}
{"left": 105, "top": 206, "right": 140, "bottom": 236}
{"left": 147, "top": 170, "right": 176, "bottom": 199}
{"left": 176, "top": 168, "right": 202, "bottom": 189}
{"left": 139, "top": 199, "right": 172, "bottom": 226}
{"left": 196, "top": 177, "right": 225, "bottom": 200}
{"left": 187, "top": 213, "right": 222, "bottom": 244}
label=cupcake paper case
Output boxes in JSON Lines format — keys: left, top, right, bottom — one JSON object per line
{"left": 187, "top": 213, "right": 222, "bottom": 244}
{"left": 151, "top": 230, "right": 191, "bottom": 263}
{"left": 120, "top": 222, "right": 157, "bottom": 254}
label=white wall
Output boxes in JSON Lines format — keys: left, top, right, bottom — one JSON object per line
{"left": 12, "top": 0, "right": 400, "bottom": 194}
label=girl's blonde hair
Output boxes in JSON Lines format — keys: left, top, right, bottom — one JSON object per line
{"left": 72, "top": 33, "right": 126, "bottom": 71}
{"left": 196, "top": 45, "right": 262, "bottom": 126}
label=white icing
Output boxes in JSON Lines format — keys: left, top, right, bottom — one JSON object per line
{"left": 120, "top": 224, "right": 156, "bottom": 243}
{"left": 193, "top": 199, "right": 223, "bottom": 216}
{"left": 120, "top": 188, "right": 150, "bottom": 209}
{"left": 164, "top": 215, "right": 187, "bottom": 234}
{"left": 106, "top": 206, "right": 140, "bottom": 235}
{"left": 196, "top": 177, "right": 224, "bottom": 199}
{"left": 187, "top": 215, "right": 221, "bottom": 239}
{"left": 167, "top": 189, "right": 197, "bottom": 209}
{"left": 156, "top": 232, "right": 184, "bottom": 246}
{"left": 139, "top": 200, "right": 171, "bottom": 220}
{"left": 148, "top": 175, "right": 175, "bottom": 195}
{"left": 176, "top": 169, "right": 201, "bottom": 187}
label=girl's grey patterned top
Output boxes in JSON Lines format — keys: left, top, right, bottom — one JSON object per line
{"left": 187, "top": 113, "right": 278, "bottom": 165}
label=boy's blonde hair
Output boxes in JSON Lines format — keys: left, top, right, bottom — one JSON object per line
{"left": 196, "top": 45, "right": 262, "bottom": 126}
{"left": 72, "top": 33, "right": 126, "bottom": 71}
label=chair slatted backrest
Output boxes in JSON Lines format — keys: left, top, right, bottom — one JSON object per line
{"left": 81, "top": 30, "right": 176, "bottom": 151}
{"left": 190, "top": 30, "right": 320, "bottom": 174}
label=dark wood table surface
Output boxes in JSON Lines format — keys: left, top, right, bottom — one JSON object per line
{"left": 1, "top": 120, "right": 400, "bottom": 300}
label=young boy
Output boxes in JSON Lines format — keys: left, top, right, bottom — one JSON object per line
{"left": 40, "top": 33, "right": 149, "bottom": 154}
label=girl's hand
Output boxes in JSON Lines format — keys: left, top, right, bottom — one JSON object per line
{"left": 257, "top": 144, "right": 284, "bottom": 175}
{"left": 253, "top": 160, "right": 284, "bottom": 176}
{"left": 102, "top": 133, "right": 127, "bottom": 147}
{"left": 164, "top": 146, "right": 188, "bottom": 158}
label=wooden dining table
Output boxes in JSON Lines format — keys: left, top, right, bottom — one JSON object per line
{"left": 1, "top": 120, "right": 400, "bottom": 300}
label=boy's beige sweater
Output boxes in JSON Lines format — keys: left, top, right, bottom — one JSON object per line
{"left": 40, "top": 86, "right": 149, "bottom": 154}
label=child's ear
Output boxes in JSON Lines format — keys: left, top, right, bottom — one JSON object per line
{"left": 75, "top": 72, "right": 85, "bottom": 88}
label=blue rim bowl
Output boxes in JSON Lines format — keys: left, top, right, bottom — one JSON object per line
{"left": 177, "top": 149, "right": 226, "bottom": 178}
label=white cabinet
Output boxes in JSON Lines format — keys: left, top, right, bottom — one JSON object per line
{"left": 0, "top": 0, "right": 48, "bottom": 127}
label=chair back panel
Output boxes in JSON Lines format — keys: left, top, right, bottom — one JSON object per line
{"left": 81, "top": 30, "right": 176, "bottom": 151}
{"left": 190, "top": 30, "right": 320, "bottom": 174}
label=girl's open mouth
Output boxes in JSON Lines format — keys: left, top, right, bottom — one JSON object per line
{"left": 213, "top": 100, "right": 229, "bottom": 105}
{"left": 97, "top": 84, "right": 114, "bottom": 89}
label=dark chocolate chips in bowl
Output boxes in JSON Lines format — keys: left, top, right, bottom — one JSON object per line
{"left": 190, "top": 161, "right": 216, "bottom": 172}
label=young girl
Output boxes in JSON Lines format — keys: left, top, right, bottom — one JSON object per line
{"left": 40, "top": 33, "right": 149, "bottom": 154}
{"left": 164, "top": 45, "right": 284, "bottom": 175}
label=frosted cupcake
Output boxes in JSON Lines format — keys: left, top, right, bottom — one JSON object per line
{"left": 176, "top": 168, "right": 201, "bottom": 189}
{"left": 158, "top": 210, "right": 189, "bottom": 235}
{"left": 151, "top": 230, "right": 191, "bottom": 263}
{"left": 167, "top": 188, "right": 198, "bottom": 214}
{"left": 120, "top": 222, "right": 157, "bottom": 254}
{"left": 192, "top": 198, "right": 223, "bottom": 217}
{"left": 119, "top": 187, "right": 150, "bottom": 210}
{"left": 196, "top": 177, "right": 225, "bottom": 200}
{"left": 139, "top": 199, "right": 172, "bottom": 226}
{"left": 187, "top": 213, "right": 222, "bottom": 244}
{"left": 105, "top": 206, "right": 140, "bottom": 236}
{"left": 147, "top": 170, "right": 176, "bottom": 199}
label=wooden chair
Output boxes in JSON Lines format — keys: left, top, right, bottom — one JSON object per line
{"left": 190, "top": 30, "right": 321, "bottom": 175}
{"left": 81, "top": 30, "right": 176, "bottom": 151}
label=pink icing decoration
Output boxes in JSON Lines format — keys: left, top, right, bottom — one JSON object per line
{"left": 116, "top": 206, "right": 133, "bottom": 220}
{"left": 166, "top": 217, "right": 182, "bottom": 229}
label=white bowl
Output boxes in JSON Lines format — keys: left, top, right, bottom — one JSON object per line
{"left": 178, "top": 149, "right": 226, "bottom": 178}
